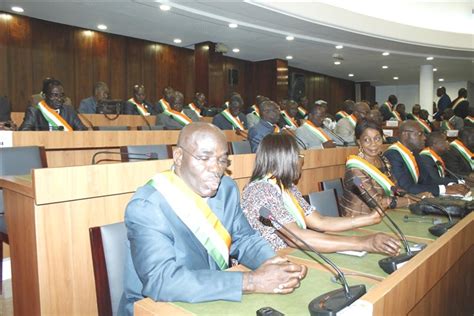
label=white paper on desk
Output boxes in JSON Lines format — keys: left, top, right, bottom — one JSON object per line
{"left": 0, "top": 131, "right": 13, "bottom": 147}
{"left": 386, "top": 121, "right": 399, "bottom": 127}
{"left": 337, "top": 299, "right": 373, "bottom": 316}
{"left": 446, "top": 130, "right": 458, "bottom": 137}
{"left": 337, "top": 250, "right": 367, "bottom": 257}
{"left": 383, "top": 129, "right": 393, "bottom": 137}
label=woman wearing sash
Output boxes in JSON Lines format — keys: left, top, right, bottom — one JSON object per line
{"left": 340, "top": 120, "right": 415, "bottom": 217}
{"left": 241, "top": 133, "right": 400, "bottom": 256}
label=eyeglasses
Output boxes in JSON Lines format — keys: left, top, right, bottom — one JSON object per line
{"left": 403, "top": 130, "right": 424, "bottom": 137}
{"left": 178, "top": 146, "right": 231, "bottom": 168}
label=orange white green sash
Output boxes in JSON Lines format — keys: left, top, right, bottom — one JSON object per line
{"left": 420, "top": 148, "right": 445, "bottom": 177}
{"left": 335, "top": 111, "right": 349, "bottom": 120}
{"left": 413, "top": 116, "right": 432, "bottom": 133}
{"left": 128, "top": 98, "right": 150, "bottom": 116}
{"left": 281, "top": 111, "right": 298, "bottom": 128}
{"left": 441, "top": 120, "right": 454, "bottom": 130}
{"left": 164, "top": 109, "right": 193, "bottom": 126}
{"left": 148, "top": 170, "right": 231, "bottom": 270}
{"left": 188, "top": 102, "right": 202, "bottom": 118}
{"left": 157, "top": 98, "right": 171, "bottom": 112}
{"left": 466, "top": 116, "right": 474, "bottom": 124}
{"left": 36, "top": 100, "right": 72, "bottom": 131}
{"left": 387, "top": 142, "right": 419, "bottom": 182}
{"left": 346, "top": 114, "right": 357, "bottom": 128}
{"left": 392, "top": 111, "right": 402, "bottom": 121}
{"left": 450, "top": 140, "right": 474, "bottom": 170}
{"left": 221, "top": 109, "right": 244, "bottom": 130}
{"left": 297, "top": 106, "right": 308, "bottom": 117}
{"left": 251, "top": 104, "right": 260, "bottom": 118}
{"left": 383, "top": 101, "right": 393, "bottom": 111}
{"left": 346, "top": 155, "right": 395, "bottom": 196}
{"left": 451, "top": 98, "right": 466, "bottom": 110}
{"left": 264, "top": 176, "right": 306, "bottom": 229}
{"left": 302, "top": 120, "right": 331, "bottom": 142}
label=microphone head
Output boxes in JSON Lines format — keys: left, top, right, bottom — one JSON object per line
{"left": 259, "top": 207, "right": 272, "bottom": 220}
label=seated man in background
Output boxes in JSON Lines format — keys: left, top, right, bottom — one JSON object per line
{"left": 187, "top": 92, "right": 218, "bottom": 117}
{"left": 335, "top": 101, "right": 370, "bottom": 145}
{"left": 31, "top": 76, "right": 72, "bottom": 107}
{"left": 279, "top": 100, "right": 300, "bottom": 129}
{"left": 442, "top": 127, "right": 474, "bottom": 180}
{"left": 248, "top": 100, "right": 281, "bottom": 152}
{"left": 212, "top": 94, "right": 247, "bottom": 130}
{"left": 295, "top": 103, "right": 337, "bottom": 149}
{"left": 379, "top": 95, "right": 398, "bottom": 121}
{"left": 156, "top": 86, "right": 174, "bottom": 113}
{"left": 384, "top": 121, "right": 467, "bottom": 196}
{"left": 78, "top": 81, "right": 109, "bottom": 114}
{"left": 440, "top": 108, "right": 463, "bottom": 131}
{"left": 450, "top": 88, "right": 469, "bottom": 119}
{"left": 296, "top": 96, "right": 309, "bottom": 120}
{"left": 123, "top": 84, "right": 156, "bottom": 116}
{"left": 407, "top": 104, "right": 432, "bottom": 133}
{"left": 394, "top": 103, "right": 407, "bottom": 121}
{"left": 119, "top": 123, "right": 306, "bottom": 315}
{"left": 156, "top": 91, "right": 199, "bottom": 130}
{"left": 335, "top": 99, "right": 354, "bottom": 121}
{"left": 406, "top": 104, "right": 420, "bottom": 120}
{"left": 246, "top": 95, "right": 268, "bottom": 129}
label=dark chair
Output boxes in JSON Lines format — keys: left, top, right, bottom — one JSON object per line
{"left": 93, "top": 126, "right": 130, "bottom": 131}
{"left": 321, "top": 178, "right": 343, "bottom": 199}
{"left": 120, "top": 145, "right": 173, "bottom": 162}
{"left": 308, "top": 189, "right": 340, "bottom": 217}
{"left": 90, "top": 222, "right": 127, "bottom": 316}
{"left": 228, "top": 141, "right": 252, "bottom": 155}
{"left": 0, "top": 146, "right": 47, "bottom": 293}
{"left": 136, "top": 125, "right": 164, "bottom": 130}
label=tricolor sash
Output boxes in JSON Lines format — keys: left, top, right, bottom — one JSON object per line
{"left": 413, "top": 116, "right": 432, "bottom": 133}
{"left": 148, "top": 171, "right": 231, "bottom": 270}
{"left": 346, "top": 155, "right": 395, "bottom": 196}
{"left": 157, "top": 98, "right": 171, "bottom": 112}
{"left": 221, "top": 109, "right": 244, "bottom": 130}
{"left": 281, "top": 110, "right": 298, "bottom": 128}
{"left": 164, "top": 109, "right": 193, "bottom": 126}
{"left": 441, "top": 120, "right": 454, "bottom": 130}
{"left": 302, "top": 120, "right": 331, "bottom": 142}
{"left": 420, "top": 148, "right": 445, "bottom": 177}
{"left": 251, "top": 104, "right": 260, "bottom": 118}
{"left": 383, "top": 101, "right": 393, "bottom": 111}
{"left": 387, "top": 142, "right": 420, "bottom": 182}
{"left": 297, "top": 106, "right": 308, "bottom": 117}
{"left": 335, "top": 111, "right": 349, "bottom": 120}
{"left": 466, "top": 116, "right": 474, "bottom": 124}
{"left": 450, "top": 140, "right": 474, "bottom": 170}
{"left": 264, "top": 176, "right": 306, "bottom": 229}
{"left": 451, "top": 97, "right": 466, "bottom": 111}
{"left": 346, "top": 114, "right": 357, "bottom": 128}
{"left": 128, "top": 98, "right": 150, "bottom": 116}
{"left": 36, "top": 100, "right": 73, "bottom": 131}
{"left": 392, "top": 111, "right": 402, "bottom": 121}
{"left": 188, "top": 103, "right": 202, "bottom": 118}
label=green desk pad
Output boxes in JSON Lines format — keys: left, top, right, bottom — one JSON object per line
{"left": 172, "top": 268, "right": 375, "bottom": 315}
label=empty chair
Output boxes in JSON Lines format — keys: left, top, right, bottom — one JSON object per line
{"left": 0, "top": 146, "right": 47, "bottom": 293}
{"left": 90, "top": 222, "right": 127, "bottom": 316}
{"left": 321, "top": 178, "right": 343, "bottom": 199}
{"left": 308, "top": 189, "right": 340, "bottom": 217}
{"left": 228, "top": 141, "right": 252, "bottom": 155}
{"left": 120, "top": 145, "right": 172, "bottom": 162}
{"left": 93, "top": 126, "right": 130, "bottom": 131}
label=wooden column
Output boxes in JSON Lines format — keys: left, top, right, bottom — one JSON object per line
{"left": 194, "top": 42, "right": 224, "bottom": 107}
{"left": 251, "top": 59, "right": 289, "bottom": 103}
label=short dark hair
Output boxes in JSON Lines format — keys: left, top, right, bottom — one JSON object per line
{"left": 44, "top": 79, "right": 62, "bottom": 95}
{"left": 41, "top": 77, "right": 56, "bottom": 94}
{"left": 426, "top": 131, "right": 445, "bottom": 147}
{"left": 355, "top": 119, "right": 383, "bottom": 140}
{"left": 251, "top": 133, "right": 300, "bottom": 188}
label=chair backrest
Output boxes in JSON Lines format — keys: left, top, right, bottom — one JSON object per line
{"left": 93, "top": 126, "right": 130, "bottom": 131}
{"left": 228, "top": 141, "right": 252, "bottom": 155}
{"left": 308, "top": 189, "right": 340, "bottom": 217}
{"left": 321, "top": 178, "right": 343, "bottom": 199}
{"left": 90, "top": 222, "right": 127, "bottom": 316}
{"left": 0, "top": 146, "right": 47, "bottom": 213}
{"left": 120, "top": 145, "right": 172, "bottom": 162}
{"left": 137, "top": 125, "right": 164, "bottom": 130}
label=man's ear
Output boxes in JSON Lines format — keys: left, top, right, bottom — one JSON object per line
{"left": 173, "top": 146, "right": 183, "bottom": 167}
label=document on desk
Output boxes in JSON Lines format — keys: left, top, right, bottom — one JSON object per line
{"left": 0, "top": 131, "right": 13, "bottom": 147}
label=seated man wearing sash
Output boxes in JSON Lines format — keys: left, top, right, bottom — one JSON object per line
{"left": 30, "top": 76, "right": 72, "bottom": 107}
{"left": 440, "top": 108, "right": 464, "bottom": 131}
{"left": 212, "top": 94, "right": 248, "bottom": 130}
{"left": 379, "top": 95, "right": 398, "bottom": 122}
{"left": 279, "top": 100, "right": 300, "bottom": 129}
{"left": 19, "top": 79, "right": 87, "bottom": 131}
{"left": 384, "top": 121, "right": 467, "bottom": 196}
{"left": 248, "top": 100, "right": 282, "bottom": 153}
{"left": 246, "top": 95, "right": 268, "bottom": 129}
{"left": 156, "top": 91, "right": 200, "bottom": 130}
{"left": 335, "top": 101, "right": 370, "bottom": 145}
{"left": 296, "top": 96, "right": 309, "bottom": 120}
{"left": 119, "top": 123, "right": 306, "bottom": 315}
{"left": 156, "top": 86, "right": 174, "bottom": 114}
{"left": 335, "top": 99, "right": 354, "bottom": 122}
{"left": 442, "top": 127, "right": 474, "bottom": 180}
{"left": 187, "top": 92, "right": 218, "bottom": 117}
{"left": 295, "top": 103, "right": 337, "bottom": 149}
{"left": 242, "top": 133, "right": 400, "bottom": 255}
{"left": 123, "top": 84, "right": 157, "bottom": 116}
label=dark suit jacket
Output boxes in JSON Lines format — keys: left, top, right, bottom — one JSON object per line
{"left": 450, "top": 98, "right": 469, "bottom": 119}
{"left": 19, "top": 104, "right": 87, "bottom": 131}
{"left": 434, "top": 94, "right": 452, "bottom": 120}
{"left": 379, "top": 103, "right": 393, "bottom": 121}
{"left": 442, "top": 147, "right": 472, "bottom": 177}
{"left": 212, "top": 112, "right": 248, "bottom": 130}
{"left": 384, "top": 149, "right": 440, "bottom": 195}
{"left": 122, "top": 100, "right": 157, "bottom": 115}
{"left": 418, "top": 155, "right": 457, "bottom": 186}
{"left": 248, "top": 119, "right": 275, "bottom": 153}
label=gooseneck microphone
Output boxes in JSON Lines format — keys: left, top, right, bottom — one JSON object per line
{"left": 352, "top": 177, "right": 417, "bottom": 274}
{"left": 259, "top": 207, "right": 366, "bottom": 316}
{"left": 281, "top": 128, "right": 307, "bottom": 150}
{"left": 324, "top": 127, "right": 348, "bottom": 147}
{"left": 91, "top": 151, "right": 159, "bottom": 165}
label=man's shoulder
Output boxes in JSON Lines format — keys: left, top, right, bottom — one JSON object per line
{"left": 80, "top": 96, "right": 94, "bottom": 104}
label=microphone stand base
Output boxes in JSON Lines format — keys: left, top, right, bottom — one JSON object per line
{"left": 429, "top": 221, "right": 456, "bottom": 237}
{"left": 379, "top": 252, "right": 419, "bottom": 274}
{"left": 308, "top": 284, "right": 366, "bottom": 316}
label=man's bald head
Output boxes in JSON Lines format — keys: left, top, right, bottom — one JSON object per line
{"left": 399, "top": 120, "right": 426, "bottom": 153}
{"left": 353, "top": 102, "right": 370, "bottom": 120}
{"left": 177, "top": 122, "right": 226, "bottom": 152}
{"left": 260, "top": 100, "right": 280, "bottom": 124}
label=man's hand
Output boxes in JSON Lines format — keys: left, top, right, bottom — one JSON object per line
{"left": 446, "top": 184, "right": 470, "bottom": 196}
{"left": 243, "top": 256, "right": 307, "bottom": 294}
{"left": 416, "top": 191, "right": 433, "bottom": 199}
{"left": 362, "top": 233, "right": 400, "bottom": 256}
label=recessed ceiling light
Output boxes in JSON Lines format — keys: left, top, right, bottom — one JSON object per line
{"left": 335, "top": 45, "right": 343, "bottom": 49}
{"left": 286, "top": 55, "right": 293, "bottom": 60}
{"left": 286, "top": 35, "right": 294, "bottom": 41}
{"left": 0, "top": 13, "right": 12, "bottom": 20}
{"left": 393, "top": 76, "right": 399, "bottom": 80}
{"left": 426, "top": 56, "right": 434, "bottom": 60}
{"left": 159, "top": 4, "right": 171, "bottom": 11}
{"left": 232, "top": 48, "right": 240, "bottom": 53}
{"left": 433, "top": 68, "right": 438, "bottom": 72}
{"left": 11, "top": 6, "right": 24, "bottom": 13}
{"left": 334, "top": 61, "right": 341, "bottom": 65}
{"left": 348, "top": 74, "right": 354, "bottom": 77}
{"left": 97, "top": 24, "right": 107, "bottom": 30}
{"left": 228, "top": 23, "right": 238, "bottom": 28}
{"left": 382, "top": 52, "right": 390, "bottom": 56}
{"left": 438, "top": 78, "right": 444, "bottom": 82}
{"left": 173, "top": 38, "right": 182, "bottom": 44}
{"left": 382, "top": 65, "right": 389, "bottom": 69}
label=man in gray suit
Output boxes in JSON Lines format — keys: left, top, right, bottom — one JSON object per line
{"left": 156, "top": 91, "right": 200, "bottom": 129}
{"left": 119, "top": 123, "right": 306, "bottom": 315}
{"left": 295, "top": 103, "right": 337, "bottom": 149}
{"left": 78, "top": 81, "right": 109, "bottom": 114}
{"left": 335, "top": 101, "right": 370, "bottom": 145}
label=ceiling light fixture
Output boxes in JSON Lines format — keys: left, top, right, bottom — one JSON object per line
{"left": 286, "top": 55, "right": 293, "bottom": 60}
{"left": 438, "top": 78, "right": 444, "bottom": 82}
{"left": 232, "top": 48, "right": 240, "bottom": 53}
{"left": 97, "top": 24, "right": 107, "bottom": 30}
{"left": 334, "top": 61, "right": 341, "bottom": 65}
{"left": 335, "top": 45, "right": 343, "bottom": 49}
{"left": 393, "top": 76, "right": 399, "bottom": 80}
{"left": 159, "top": 4, "right": 171, "bottom": 11}
{"left": 173, "top": 38, "right": 182, "bottom": 44}
{"left": 382, "top": 65, "right": 389, "bottom": 69}
{"left": 433, "top": 68, "right": 438, "bottom": 72}
{"left": 286, "top": 35, "right": 294, "bottom": 41}
{"left": 382, "top": 52, "right": 390, "bottom": 56}
{"left": 228, "top": 23, "right": 238, "bottom": 28}
{"left": 84, "top": 30, "right": 93, "bottom": 36}
{"left": 0, "top": 13, "right": 12, "bottom": 20}
{"left": 426, "top": 56, "right": 434, "bottom": 60}
{"left": 11, "top": 6, "right": 24, "bottom": 13}
{"left": 348, "top": 74, "right": 354, "bottom": 77}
